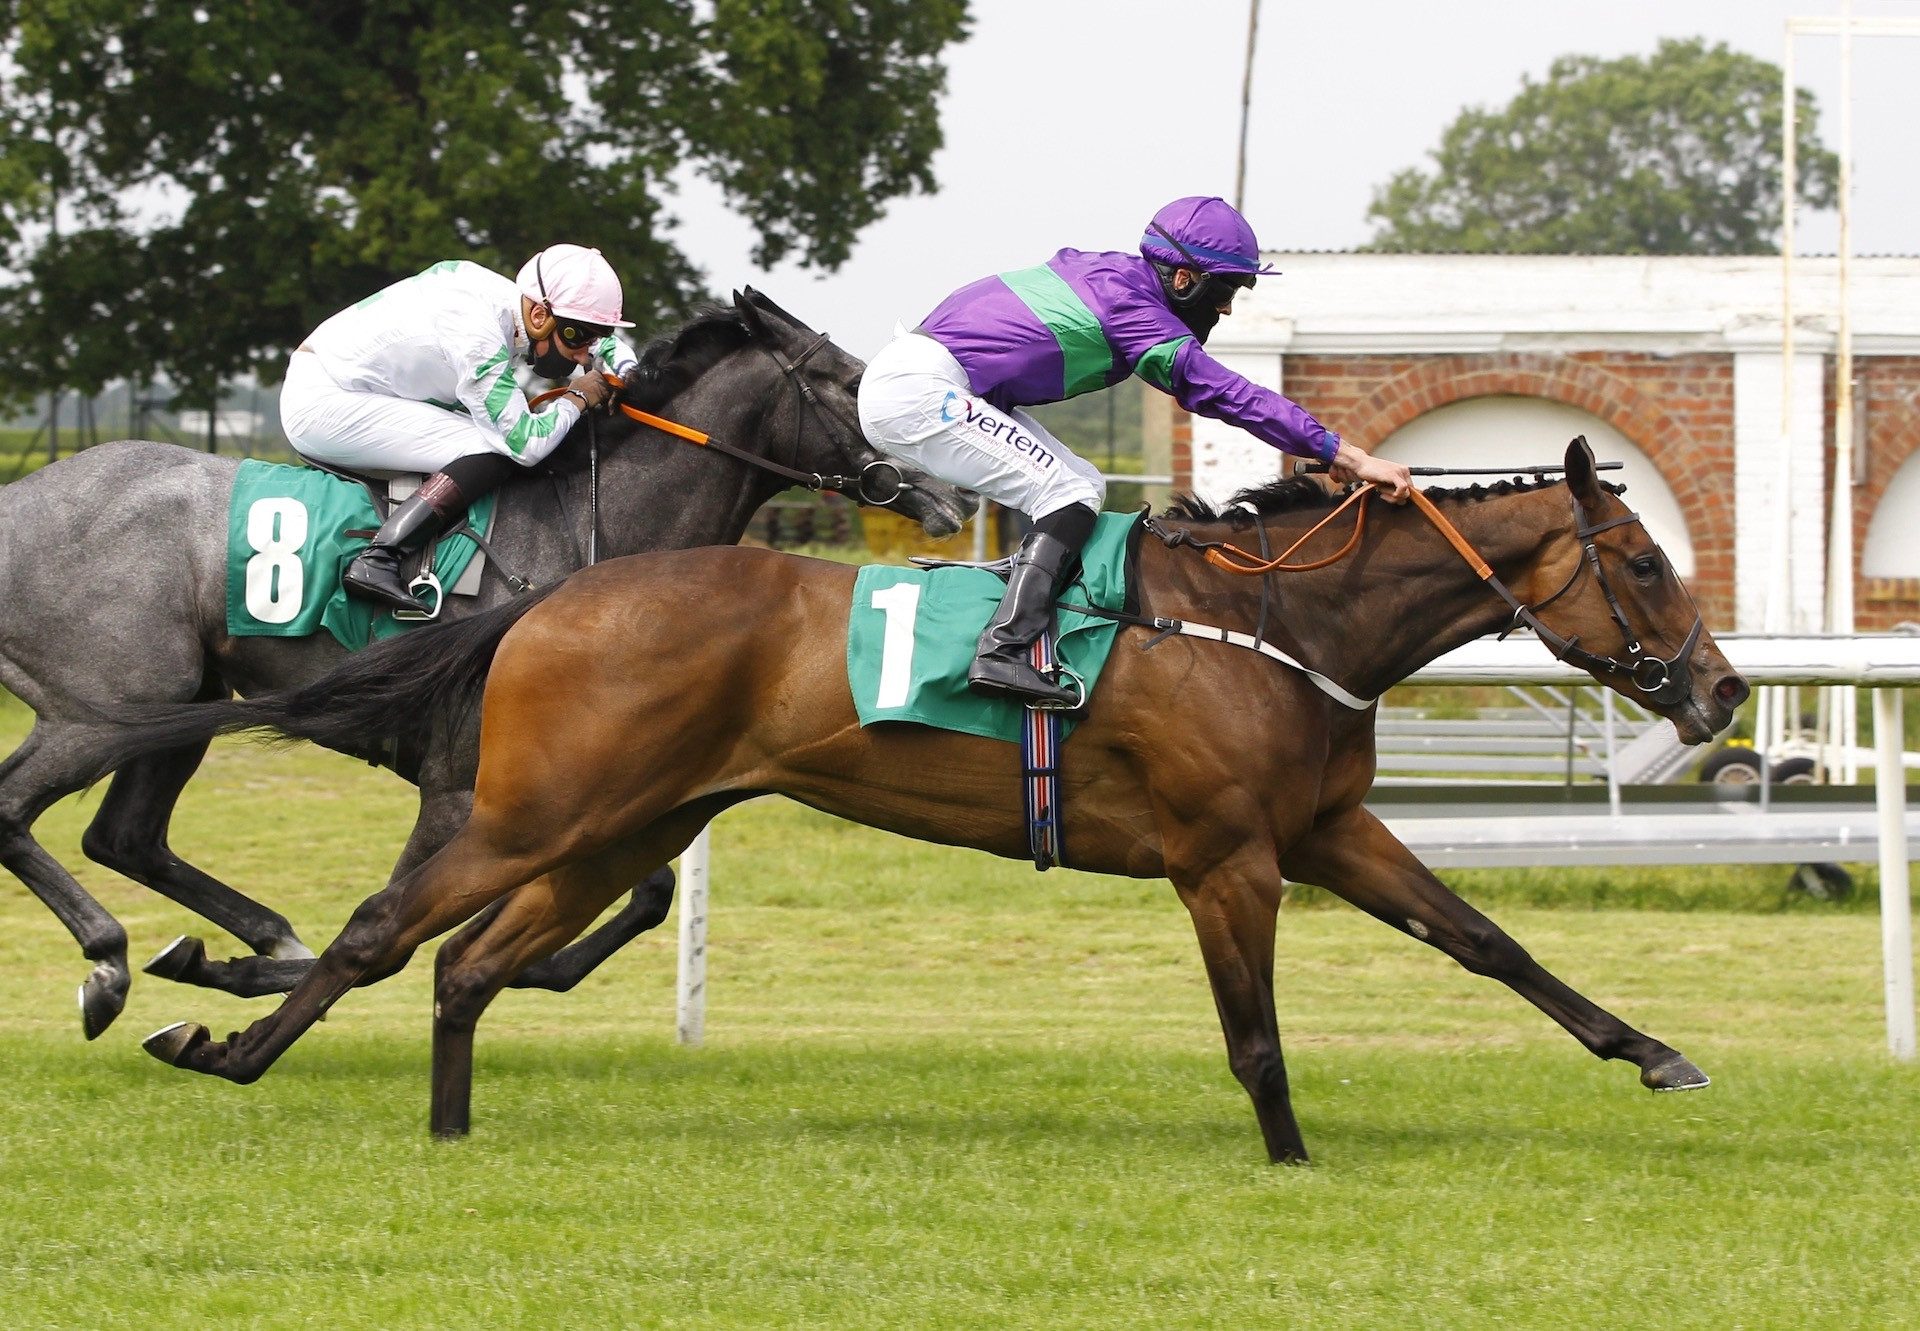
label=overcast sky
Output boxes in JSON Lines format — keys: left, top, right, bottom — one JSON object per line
{"left": 668, "top": 0, "right": 1920, "bottom": 357}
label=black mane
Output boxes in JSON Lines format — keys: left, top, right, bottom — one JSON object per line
{"left": 618, "top": 304, "right": 753, "bottom": 413}
{"left": 1164, "top": 473, "right": 1623, "bottom": 527}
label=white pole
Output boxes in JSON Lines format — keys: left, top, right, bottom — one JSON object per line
{"left": 1830, "top": 0, "right": 1860, "bottom": 782}
{"left": 1873, "top": 689, "right": 1915, "bottom": 1060}
{"left": 675, "top": 826, "right": 712, "bottom": 1046}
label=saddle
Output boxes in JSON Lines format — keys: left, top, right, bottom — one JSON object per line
{"left": 302, "top": 458, "right": 494, "bottom": 620}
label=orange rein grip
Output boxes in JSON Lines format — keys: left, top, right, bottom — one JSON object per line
{"left": 1202, "top": 482, "right": 1377, "bottom": 576}
{"left": 527, "top": 373, "right": 712, "bottom": 446}
{"left": 1197, "top": 480, "right": 1501, "bottom": 586}
{"left": 1406, "top": 487, "right": 1494, "bottom": 581}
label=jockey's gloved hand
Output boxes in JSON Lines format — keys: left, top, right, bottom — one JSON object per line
{"left": 571, "top": 371, "right": 614, "bottom": 412}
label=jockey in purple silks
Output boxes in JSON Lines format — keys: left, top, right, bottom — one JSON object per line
{"left": 858, "top": 195, "right": 1413, "bottom": 709}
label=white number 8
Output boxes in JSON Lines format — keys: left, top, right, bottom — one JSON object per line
{"left": 244, "top": 498, "right": 309, "bottom": 624}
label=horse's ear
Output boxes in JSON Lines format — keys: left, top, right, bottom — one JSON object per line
{"left": 1564, "top": 435, "right": 1602, "bottom": 508}
{"left": 732, "top": 288, "right": 767, "bottom": 339}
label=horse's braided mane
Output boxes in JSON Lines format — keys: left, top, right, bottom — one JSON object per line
{"left": 1163, "top": 473, "right": 1625, "bottom": 528}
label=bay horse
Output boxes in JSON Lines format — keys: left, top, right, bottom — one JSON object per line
{"left": 110, "top": 438, "right": 1747, "bottom": 1163}
{"left": 0, "top": 289, "right": 972, "bottom": 1036}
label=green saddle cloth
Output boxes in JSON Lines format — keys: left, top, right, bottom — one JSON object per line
{"left": 846, "top": 511, "right": 1141, "bottom": 742}
{"left": 225, "top": 458, "right": 497, "bottom": 651}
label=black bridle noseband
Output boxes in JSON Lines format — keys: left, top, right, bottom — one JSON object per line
{"left": 755, "top": 330, "right": 907, "bottom": 508}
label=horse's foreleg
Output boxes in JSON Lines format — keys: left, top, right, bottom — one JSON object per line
{"left": 0, "top": 725, "right": 133, "bottom": 1037}
{"left": 433, "top": 818, "right": 703, "bottom": 1137}
{"left": 506, "top": 866, "right": 675, "bottom": 993}
{"left": 144, "top": 818, "right": 550, "bottom": 1085}
{"left": 83, "top": 744, "right": 311, "bottom": 960}
{"left": 1171, "top": 846, "right": 1306, "bottom": 1164}
{"left": 1279, "top": 805, "right": 1705, "bottom": 1090}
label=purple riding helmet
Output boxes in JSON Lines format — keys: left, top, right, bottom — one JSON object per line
{"left": 1139, "top": 196, "right": 1279, "bottom": 333}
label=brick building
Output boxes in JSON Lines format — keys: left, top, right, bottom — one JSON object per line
{"left": 1166, "top": 254, "right": 1920, "bottom": 633}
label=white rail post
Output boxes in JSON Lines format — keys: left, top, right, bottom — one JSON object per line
{"left": 1873, "top": 690, "right": 1915, "bottom": 1060}
{"left": 676, "top": 826, "right": 712, "bottom": 1046}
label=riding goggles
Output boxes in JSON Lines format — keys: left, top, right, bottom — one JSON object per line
{"left": 552, "top": 318, "right": 613, "bottom": 351}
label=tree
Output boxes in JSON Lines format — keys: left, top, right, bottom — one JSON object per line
{"left": 1364, "top": 38, "right": 1839, "bottom": 256}
{"left": 0, "top": 0, "right": 970, "bottom": 407}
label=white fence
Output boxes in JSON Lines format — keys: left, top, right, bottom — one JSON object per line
{"left": 674, "top": 633, "right": 1920, "bottom": 1059}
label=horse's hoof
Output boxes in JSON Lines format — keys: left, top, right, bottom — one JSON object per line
{"left": 1641, "top": 1052, "right": 1710, "bottom": 1092}
{"left": 143, "top": 935, "right": 206, "bottom": 982}
{"left": 267, "top": 937, "right": 316, "bottom": 962}
{"left": 143, "top": 1021, "right": 211, "bottom": 1068}
{"left": 78, "top": 959, "right": 131, "bottom": 1040}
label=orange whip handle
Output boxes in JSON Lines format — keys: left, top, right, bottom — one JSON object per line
{"left": 527, "top": 373, "right": 712, "bottom": 446}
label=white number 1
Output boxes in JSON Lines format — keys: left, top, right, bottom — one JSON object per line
{"left": 870, "top": 582, "right": 921, "bottom": 708}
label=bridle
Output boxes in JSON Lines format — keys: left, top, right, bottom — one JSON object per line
{"left": 1471, "top": 493, "right": 1703, "bottom": 708}
{"left": 598, "top": 330, "right": 907, "bottom": 508}
{"left": 1151, "top": 481, "right": 1704, "bottom": 709}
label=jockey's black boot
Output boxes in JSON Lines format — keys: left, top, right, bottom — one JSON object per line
{"left": 341, "top": 454, "right": 519, "bottom": 614}
{"left": 967, "top": 503, "right": 1097, "bottom": 709}
{"left": 341, "top": 490, "right": 449, "bottom": 613}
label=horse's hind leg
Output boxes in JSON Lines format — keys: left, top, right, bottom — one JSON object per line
{"left": 1279, "top": 805, "right": 1705, "bottom": 1090}
{"left": 0, "top": 723, "right": 134, "bottom": 1037}
{"left": 83, "top": 742, "right": 313, "bottom": 964}
{"left": 506, "top": 865, "right": 675, "bottom": 993}
{"left": 432, "top": 812, "right": 707, "bottom": 1137}
{"left": 145, "top": 784, "right": 474, "bottom": 999}
{"left": 143, "top": 810, "right": 558, "bottom": 1085}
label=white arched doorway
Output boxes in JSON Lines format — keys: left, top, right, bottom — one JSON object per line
{"left": 1375, "top": 396, "right": 1696, "bottom": 577}
{"left": 1863, "top": 451, "right": 1920, "bottom": 579}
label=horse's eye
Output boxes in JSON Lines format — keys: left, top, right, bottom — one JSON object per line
{"left": 1630, "top": 555, "right": 1660, "bottom": 579}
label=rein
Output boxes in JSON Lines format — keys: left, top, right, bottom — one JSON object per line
{"left": 529, "top": 332, "right": 906, "bottom": 508}
{"left": 1144, "top": 478, "right": 1703, "bottom": 710}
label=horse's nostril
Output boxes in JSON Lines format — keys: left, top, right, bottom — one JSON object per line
{"left": 1714, "top": 675, "right": 1750, "bottom": 707}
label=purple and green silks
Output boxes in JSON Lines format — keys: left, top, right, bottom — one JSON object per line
{"left": 915, "top": 247, "right": 1338, "bottom": 464}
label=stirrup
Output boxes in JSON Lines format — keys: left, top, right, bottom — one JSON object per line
{"left": 1026, "top": 664, "right": 1086, "bottom": 712}
{"left": 391, "top": 570, "right": 444, "bottom": 622}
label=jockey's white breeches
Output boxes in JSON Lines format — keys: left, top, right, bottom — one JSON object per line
{"left": 280, "top": 350, "right": 503, "bottom": 474}
{"left": 857, "top": 332, "right": 1105, "bottom": 521}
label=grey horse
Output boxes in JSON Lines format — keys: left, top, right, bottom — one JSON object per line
{"left": 0, "top": 290, "right": 972, "bottom": 1036}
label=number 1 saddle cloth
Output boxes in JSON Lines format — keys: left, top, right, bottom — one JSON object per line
{"left": 845, "top": 510, "right": 1144, "bottom": 742}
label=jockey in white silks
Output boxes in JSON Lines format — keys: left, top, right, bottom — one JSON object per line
{"left": 280, "top": 244, "right": 639, "bottom": 613}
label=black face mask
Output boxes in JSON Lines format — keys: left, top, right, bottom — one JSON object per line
{"left": 1152, "top": 262, "right": 1237, "bottom": 343}
{"left": 1174, "top": 301, "right": 1220, "bottom": 343}
{"left": 526, "top": 337, "right": 578, "bottom": 380}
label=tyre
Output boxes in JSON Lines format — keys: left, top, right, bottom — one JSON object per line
{"left": 1697, "top": 745, "right": 1763, "bottom": 785}
{"left": 1790, "top": 862, "right": 1855, "bottom": 902}
{"left": 1696, "top": 747, "right": 1816, "bottom": 785}
{"left": 1769, "top": 756, "right": 1818, "bottom": 785}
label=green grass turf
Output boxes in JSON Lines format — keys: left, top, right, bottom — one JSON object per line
{"left": 1, "top": 693, "right": 1916, "bottom": 1327}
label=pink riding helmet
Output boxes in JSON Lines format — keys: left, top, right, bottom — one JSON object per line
{"left": 1138, "top": 196, "right": 1280, "bottom": 277}
{"left": 515, "top": 244, "right": 634, "bottom": 328}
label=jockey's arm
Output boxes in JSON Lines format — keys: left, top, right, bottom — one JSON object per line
{"left": 592, "top": 333, "right": 641, "bottom": 380}
{"left": 1137, "top": 337, "right": 1410, "bottom": 501}
{"left": 455, "top": 337, "right": 583, "bottom": 467}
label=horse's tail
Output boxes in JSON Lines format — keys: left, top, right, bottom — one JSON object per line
{"left": 86, "top": 587, "right": 561, "bottom": 778}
